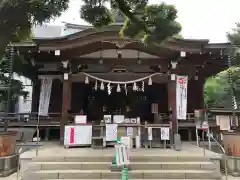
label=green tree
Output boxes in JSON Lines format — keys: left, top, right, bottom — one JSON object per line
{"left": 80, "top": 0, "right": 181, "bottom": 44}
{"left": 0, "top": 0, "right": 69, "bottom": 107}
{"left": 0, "top": 49, "right": 30, "bottom": 110}
{"left": 227, "top": 23, "right": 240, "bottom": 45}
{"left": 0, "top": 0, "right": 69, "bottom": 56}
{"left": 0, "top": 0, "right": 181, "bottom": 104}
{"left": 204, "top": 23, "right": 240, "bottom": 108}
{"left": 204, "top": 69, "right": 235, "bottom": 108}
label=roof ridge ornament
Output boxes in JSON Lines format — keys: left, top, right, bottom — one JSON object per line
{"left": 111, "top": 67, "right": 128, "bottom": 73}
{"left": 61, "top": 60, "right": 69, "bottom": 69}
{"left": 101, "top": 39, "right": 138, "bottom": 48}
{"left": 55, "top": 50, "right": 60, "bottom": 56}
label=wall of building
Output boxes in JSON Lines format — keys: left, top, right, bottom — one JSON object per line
{"left": 187, "top": 79, "right": 205, "bottom": 111}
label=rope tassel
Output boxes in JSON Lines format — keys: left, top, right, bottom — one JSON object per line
{"left": 141, "top": 81, "right": 144, "bottom": 92}
{"left": 107, "top": 83, "right": 112, "bottom": 95}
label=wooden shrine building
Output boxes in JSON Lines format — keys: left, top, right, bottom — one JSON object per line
{"left": 15, "top": 24, "right": 231, "bottom": 141}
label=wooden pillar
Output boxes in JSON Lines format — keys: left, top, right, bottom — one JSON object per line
{"left": 188, "top": 128, "right": 192, "bottom": 141}
{"left": 60, "top": 73, "right": 72, "bottom": 144}
{"left": 168, "top": 74, "right": 178, "bottom": 137}
{"left": 45, "top": 128, "right": 50, "bottom": 141}
{"left": 31, "top": 78, "right": 40, "bottom": 113}
{"left": 192, "top": 78, "right": 205, "bottom": 110}
{"left": 198, "top": 78, "right": 205, "bottom": 109}
{"left": 68, "top": 79, "right": 72, "bottom": 110}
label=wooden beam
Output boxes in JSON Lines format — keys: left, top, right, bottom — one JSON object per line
{"left": 60, "top": 74, "right": 71, "bottom": 144}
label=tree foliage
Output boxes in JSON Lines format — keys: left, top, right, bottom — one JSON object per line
{"left": 0, "top": 0, "right": 69, "bottom": 56}
{"left": 204, "top": 67, "right": 240, "bottom": 108}
{"left": 204, "top": 23, "right": 240, "bottom": 108}
{"left": 80, "top": 0, "right": 181, "bottom": 44}
{"left": 0, "top": 0, "right": 69, "bottom": 106}
{"left": 227, "top": 23, "right": 240, "bottom": 45}
{"left": 0, "top": 50, "right": 29, "bottom": 105}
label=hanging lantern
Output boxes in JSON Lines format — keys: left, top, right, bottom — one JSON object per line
{"left": 148, "top": 77, "right": 152, "bottom": 85}
{"left": 85, "top": 76, "right": 89, "bottom": 84}
{"left": 133, "top": 82, "right": 137, "bottom": 91}
{"left": 126, "top": 105, "right": 130, "bottom": 112}
{"left": 142, "top": 81, "right": 145, "bottom": 92}
{"left": 94, "top": 80, "right": 98, "bottom": 90}
{"left": 117, "top": 84, "right": 121, "bottom": 92}
{"left": 103, "top": 105, "right": 106, "bottom": 112}
{"left": 100, "top": 81, "right": 104, "bottom": 90}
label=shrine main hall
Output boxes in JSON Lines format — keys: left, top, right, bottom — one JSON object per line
{"left": 14, "top": 23, "right": 230, "bottom": 141}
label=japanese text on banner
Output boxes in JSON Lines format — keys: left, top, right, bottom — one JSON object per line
{"left": 176, "top": 76, "right": 188, "bottom": 120}
{"left": 38, "top": 78, "right": 52, "bottom": 116}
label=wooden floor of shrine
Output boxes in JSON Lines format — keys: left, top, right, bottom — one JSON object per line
{"left": 0, "top": 120, "right": 218, "bottom": 127}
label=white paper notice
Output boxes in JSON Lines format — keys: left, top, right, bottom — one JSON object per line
{"left": 74, "top": 115, "right": 87, "bottom": 124}
{"left": 148, "top": 127, "right": 152, "bottom": 140}
{"left": 161, "top": 127, "right": 170, "bottom": 140}
{"left": 113, "top": 115, "right": 125, "bottom": 123}
{"left": 126, "top": 127, "right": 133, "bottom": 137}
{"left": 106, "top": 124, "right": 118, "bottom": 141}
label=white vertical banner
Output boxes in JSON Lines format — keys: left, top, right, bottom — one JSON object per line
{"left": 148, "top": 127, "right": 153, "bottom": 140}
{"left": 176, "top": 75, "right": 188, "bottom": 120}
{"left": 38, "top": 77, "right": 52, "bottom": 116}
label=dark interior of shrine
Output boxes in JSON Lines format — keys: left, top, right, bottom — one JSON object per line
{"left": 71, "top": 82, "right": 168, "bottom": 122}
{"left": 39, "top": 77, "right": 204, "bottom": 124}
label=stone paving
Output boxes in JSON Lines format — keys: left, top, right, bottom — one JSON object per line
{"left": 2, "top": 172, "right": 240, "bottom": 180}
{"left": 20, "top": 141, "right": 220, "bottom": 159}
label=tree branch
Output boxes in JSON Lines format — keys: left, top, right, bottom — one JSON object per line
{"left": 114, "top": 0, "right": 148, "bottom": 33}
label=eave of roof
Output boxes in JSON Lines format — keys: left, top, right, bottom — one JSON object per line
{"left": 31, "top": 25, "right": 210, "bottom": 45}
{"left": 13, "top": 25, "right": 232, "bottom": 52}
{"left": 209, "top": 108, "right": 240, "bottom": 114}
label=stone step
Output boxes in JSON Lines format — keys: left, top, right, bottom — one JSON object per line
{"left": 30, "top": 161, "right": 216, "bottom": 171}
{"left": 32, "top": 156, "right": 213, "bottom": 162}
{"left": 29, "top": 170, "right": 221, "bottom": 179}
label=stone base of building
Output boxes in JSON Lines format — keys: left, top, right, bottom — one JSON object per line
{"left": 0, "top": 153, "right": 19, "bottom": 177}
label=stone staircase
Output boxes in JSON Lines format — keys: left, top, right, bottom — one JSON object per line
{"left": 22, "top": 155, "right": 222, "bottom": 179}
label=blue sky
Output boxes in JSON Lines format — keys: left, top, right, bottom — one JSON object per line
{"left": 52, "top": 0, "right": 240, "bottom": 43}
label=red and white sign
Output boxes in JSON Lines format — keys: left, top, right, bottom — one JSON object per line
{"left": 196, "top": 121, "right": 209, "bottom": 130}
{"left": 70, "top": 127, "right": 75, "bottom": 144}
{"left": 176, "top": 76, "right": 188, "bottom": 120}
{"left": 64, "top": 125, "right": 92, "bottom": 146}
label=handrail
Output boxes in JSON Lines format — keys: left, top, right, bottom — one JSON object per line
{"left": 204, "top": 130, "right": 228, "bottom": 180}
{"left": 36, "top": 115, "right": 40, "bottom": 156}
{"left": 115, "top": 139, "right": 129, "bottom": 167}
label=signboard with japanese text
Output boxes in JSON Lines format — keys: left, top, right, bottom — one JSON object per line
{"left": 38, "top": 77, "right": 52, "bottom": 116}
